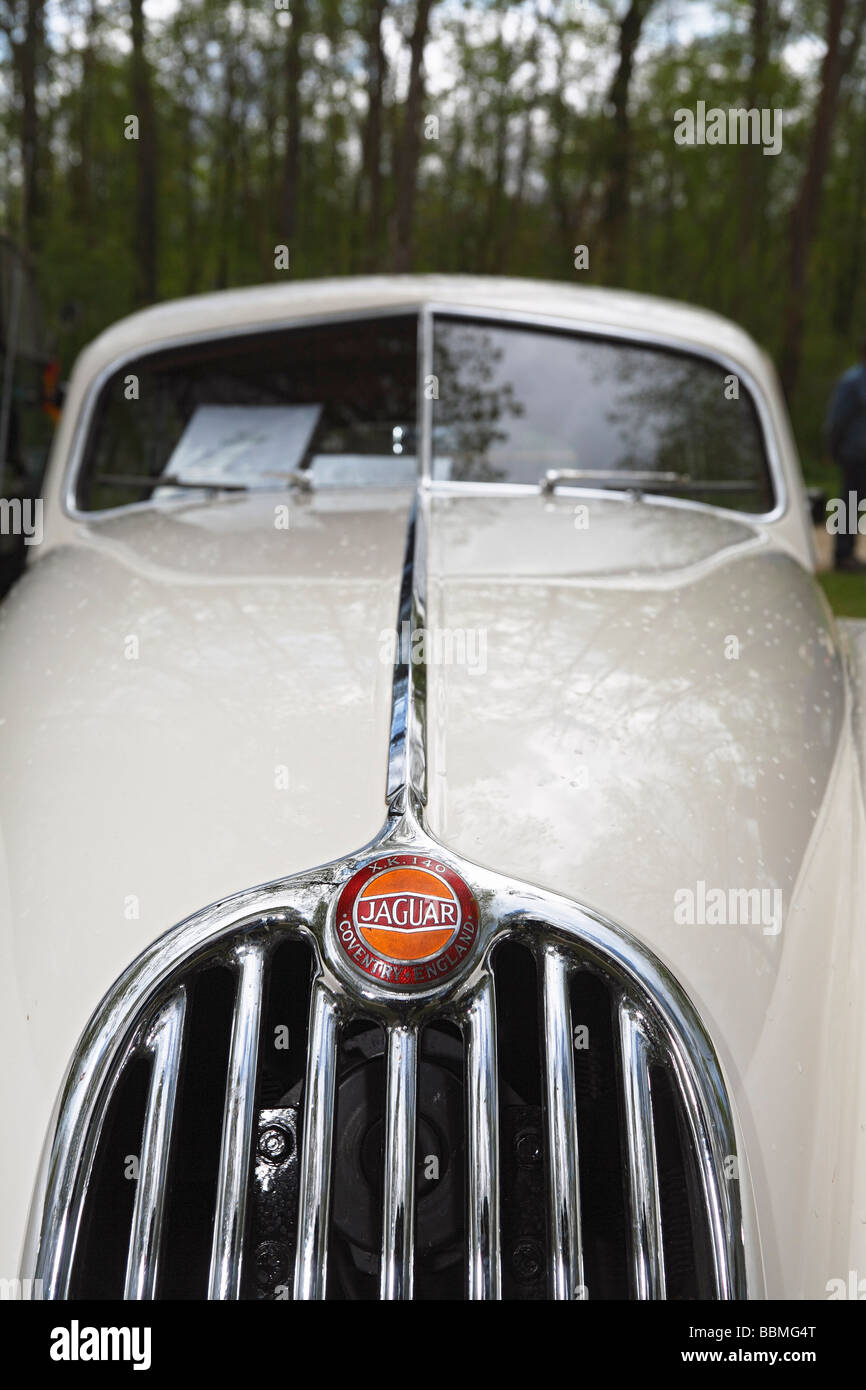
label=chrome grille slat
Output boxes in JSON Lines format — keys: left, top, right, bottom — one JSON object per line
{"left": 540, "top": 946, "right": 585, "bottom": 1300}
{"left": 664, "top": 1038, "right": 735, "bottom": 1298}
{"left": 465, "top": 978, "right": 501, "bottom": 1300}
{"left": 123, "top": 989, "right": 187, "bottom": 1301}
{"left": 207, "top": 941, "right": 265, "bottom": 1300}
{"left": 293, "top": 980, "right": 339, "bottom": 1300}
{"left": 618, "top": 999, "right": 666, "bottom": 1301}
{"left": 379, "top": 1024, "right": 418, "bottom": 1300}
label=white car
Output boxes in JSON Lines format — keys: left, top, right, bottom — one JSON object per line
{"left": 2, "top": 275, "right": 860, "bottom": 1301}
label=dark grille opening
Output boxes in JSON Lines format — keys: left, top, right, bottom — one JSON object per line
{"left": 492, "top": 941, "right": 549, "bottom": 1301}
{"left": 651, "top": 1064, "right": 715, "bottom": 1300}
{"left": 68, "top": 1057, "right": 150, "bottom": 1299}
{"left": 242, "top": 937, "right": 313, "bottom": 1300}
{"left": 414, "top": 1021, "right": 465, "bottom": 1301}
{"left": 257, "top": 938, "right": 314, "bottom": 1105}
{"left": 159, "top": 965, "right": 235, "bottom": 1298}
{"left": 570, "top": 970, "right": 629, "bottom": 1299}
{"left": 327, "top": 1018, "right": 386, "bottom": 1300}
{"left": 494, "top": 941, "right": 542, "bottom": 1105}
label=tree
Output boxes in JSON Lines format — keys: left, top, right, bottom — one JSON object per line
{"left": 0, "top": 0, "right": 46, "bottom": 252}
{"left": 389, "top": 0, "right": 435, "bottom": 271}
{"left": 779, "top": 0, "right": 866, "bottom": 397}
{"left": 282, "top": 0, "right": 306, "bottom": 245}
{"left": 130, "top": 0, "right": 158, "bottom": 303}
{"left": 358, "top": 0, "right": 388, "bottom": 266}
{"left": 739, "top": 0, "right": 772, "bottom": 261}
{"left": 598, "top": 0, "right": 655, "bottom": 285}
{"left": 69, "top": 0, "right": 101, "bottom": 244}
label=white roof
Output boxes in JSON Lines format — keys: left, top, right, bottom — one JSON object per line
{"left": 72, "top": 274, "right": 770, "bottom": 382}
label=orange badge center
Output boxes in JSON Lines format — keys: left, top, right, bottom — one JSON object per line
{"left": 354, "top": 867, "right": 460, "bottom": 962}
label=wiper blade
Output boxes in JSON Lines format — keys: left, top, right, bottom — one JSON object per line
{"left": 540, "top": 469, "right": 760, "bottom": 496}
{"left": 95, "top": 473, "right": 250, "bottom": 493}
{"left": 542, "top": 469, "right": 687, "bottom": 494}
{"left": 663, "top": 479, "right": 763, "bottom": 493}
{"left": 257, "top": 470, "right": 313, "bottom": 492}
{"left": 94, "top": 470, "right": 313, "bottom": 494}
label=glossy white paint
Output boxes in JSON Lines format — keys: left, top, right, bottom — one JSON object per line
{"left": 0, "top": 277, "right": 859, "bottom": 1296}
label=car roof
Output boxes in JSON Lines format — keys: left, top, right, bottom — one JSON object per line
{"left": 73, "top": 274, "right": 770, "bottom": 382}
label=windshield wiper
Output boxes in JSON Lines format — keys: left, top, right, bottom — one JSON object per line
{"left": 257, "top": 470, "right": 313, "bottom": 492}
{"left": 95, "top": 473, "right": 249, "bottom": 493}
{"left": 542, "top": 469, "right": 687, "bottom": 495}
{"left": 540, "top": 469, "right": 760, "bottom": 496}
{"left": 94, "top": 470, "right": 313, "bottom": 494}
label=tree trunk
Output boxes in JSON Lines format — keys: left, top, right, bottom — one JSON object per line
{"left": 390, "top": 0, "right": 435, "bottom": 271}
{"left": 832, "top": 124, "right": 866, "bottom": 337}
{"left": 482, "top": 24, "right": 512, "bottom": 273}
{"left": 445, "top": 114, "right": 466, "bottom": 269}
{"left": 282, "top": 0, "right": 306, "bottom": 245}
{"left": 511, "top": 49, "right": 540, "bottom": 267}
{"left": 597, "top": 0, "right": 653, "bottom": 285}
{"left": 738, "top": 0, "right": 771, "bottom": 275}
{"left": 831, "top": 77, "right": 866, "bottom": 338}
{"left": 216, "top": 38, "right": 240, "bottom": 289}
{"left": 547, "top": 18, "right": 571, "bottom": 251}
{"left": 70, "top": 0, "right": 98, "bottom": 243}
{"left": 182, "top": 102, "right": 199, "bottom": 295}
{"left": 358, "top": 0, "right": 388, "bottom": 267}
{"left": 19, "top": 0, "right": 45, "bottom": 254}
{"left": 130, "top": 0, "right": 158, "bottom": 304}
{"left": 779, "top": 0, "right": 866, "bottom": 396}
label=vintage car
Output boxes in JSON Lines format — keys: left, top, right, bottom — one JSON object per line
{"left": 1, "top": 274, "right": 861, "bottom": 1302}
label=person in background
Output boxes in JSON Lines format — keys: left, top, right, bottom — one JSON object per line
{"left": 826, "top": 338, "right": 866, "bottom": 572}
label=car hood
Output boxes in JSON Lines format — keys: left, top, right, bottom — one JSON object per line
{"left": 0, "top": 488, "right": 855, "bottom": 1294}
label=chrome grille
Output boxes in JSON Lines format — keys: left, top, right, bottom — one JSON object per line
{"left": 29, "top": 883, "right": 753, "bottom": 1301}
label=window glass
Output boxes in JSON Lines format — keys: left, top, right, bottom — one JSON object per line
{"left": 432, "top": 316, "right": 774, "bottom": 512}
{"left": 78, "top": 315, "right": 418, "bottom": 511}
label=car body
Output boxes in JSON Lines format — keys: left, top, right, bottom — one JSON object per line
{"left": 2, "top": 275, "right": 864, "bottom": 1301}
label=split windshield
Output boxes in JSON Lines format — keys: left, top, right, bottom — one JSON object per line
{"left": 77, "top": 310, "right": 774, "bottom": 514}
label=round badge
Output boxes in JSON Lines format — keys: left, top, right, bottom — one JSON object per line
{"left": 335, "top": 853, "right": 478, "bottom": 988}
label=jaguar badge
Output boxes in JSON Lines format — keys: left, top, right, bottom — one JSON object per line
{"left": 335, "top": 852, "right": 478, "bottom": 988}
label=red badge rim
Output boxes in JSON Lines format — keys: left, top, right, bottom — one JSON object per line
{"left": 334, "top": 852, "right": 478, "bottom": 989}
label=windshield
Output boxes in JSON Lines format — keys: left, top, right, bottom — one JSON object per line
{"left": 77, "top": 314, "right": 418, "bottom": 511}
{"left": 431, "top": 315, "right": 774, "bottom": 512}
{"left": 76, "top": 308, "right": 775, "bottom": 515}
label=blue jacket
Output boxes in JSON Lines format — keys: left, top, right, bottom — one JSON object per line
{"left": 826, "top": 363, "right": 866, "bottom": 467}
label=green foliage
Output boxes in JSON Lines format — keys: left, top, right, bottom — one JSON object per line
{"left": 818, "top": 571, "right": 866, "bottom": 618}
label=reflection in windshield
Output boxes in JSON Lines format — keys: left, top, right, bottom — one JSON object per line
{"left": 432, "top": 324, "right": 524, "bottom": 484}
{"left": 432, "top": 317, "right": 773, "bottom": 512}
